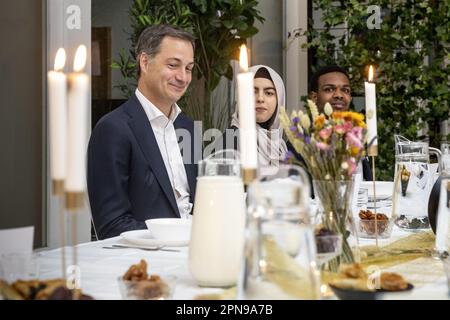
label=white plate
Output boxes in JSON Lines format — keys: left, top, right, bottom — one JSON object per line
{"left": 120, "top": 230, "right": 189, "bottom": 247}
{"left": 360, "top": 181, "right": 394, "bottom": 200}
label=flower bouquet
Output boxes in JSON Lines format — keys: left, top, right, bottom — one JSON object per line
{"left": 280, "top": 100, "right": 367, "bottom": 271}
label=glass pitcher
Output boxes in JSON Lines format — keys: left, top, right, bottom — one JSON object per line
{"left": 188, "top": 149, "right": 246, "bottom": 288}
{"left": 393, "top": 135, "right": 441, "bottom": 230}
{"left": 238, "top": 164, "right": 320, "bottom": 300}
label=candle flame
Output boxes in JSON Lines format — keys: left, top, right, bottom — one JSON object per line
{"left": 73, "top": 45, "right": 87, "bottom": 72}
{"left": 368, "top": 65, "right": 374, "bottom": 82}
{"left": 54, "top": 48, "right": 66, "bottom": 71}
{"left": 239, "top": 44, "right": 248, "bottom": 72}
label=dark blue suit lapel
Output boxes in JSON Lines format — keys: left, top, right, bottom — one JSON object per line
{"left": 124, "top": 95, "right": 180, "bottom": 217}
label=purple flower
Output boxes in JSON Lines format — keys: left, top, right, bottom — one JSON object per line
{"left": 296, "top": 132, "right": 304, "bottom": 139}
{"left": 283, "top": 150, "right": 295, "bottom": 163}
{"left": 290, "top": 126, "right": 297, "bottom": 132}
{"left": 305, "top": 136, "right": 311, "bottom": 144}
{"left": 292, "top": 117, "right": 300, "bottom": 124}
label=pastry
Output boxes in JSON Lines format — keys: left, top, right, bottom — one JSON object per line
{"left": 380, "top": 272, "right": 408, "bottom": 291}
{"left": 121, "top": 259, "right": 171, "bottom": 300}
{"left": 338, "top": 263, "right": 367, "bottom": 279}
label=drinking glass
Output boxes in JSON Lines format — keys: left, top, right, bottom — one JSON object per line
{"left": 0, "top": 252, "right": 39, "bottom": 283}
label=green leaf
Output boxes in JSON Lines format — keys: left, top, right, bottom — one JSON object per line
{"left": 222, "top": 20, "right": 233, "bottom": 29}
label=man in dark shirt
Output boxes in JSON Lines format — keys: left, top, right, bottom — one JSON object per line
{"left": 309, "top": 65, "right": 372, "bottom": 181}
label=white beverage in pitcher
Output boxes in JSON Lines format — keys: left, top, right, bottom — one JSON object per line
{"left": 189, "top": 176, "right": 246, "bottom": 287}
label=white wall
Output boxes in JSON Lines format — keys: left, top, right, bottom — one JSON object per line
{"left": 251, "top": 0, "right": 283, "bottom": 75}
{"left": 283, "top": 0, "right": 309, "bottom": 110}
{"left": 47, "top": 0, "right": 92, "bottom": 247}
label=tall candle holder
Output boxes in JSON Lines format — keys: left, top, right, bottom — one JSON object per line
{"left": 64, "top": 44, "right": 89, "bottom": 300}
{"left": 52, "top": 180, "right": 67, "bottom": 281}
{"left": 65, "top": 192, "right": 84, "bottom": 300}
{"left": 48, "top": 47, "right": 68, "bottom": 281}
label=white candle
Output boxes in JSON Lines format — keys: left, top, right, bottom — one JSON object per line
{"left": 237, "top": 45, "right": 257, "bottom": 169}
{"left": 365, "top": 65, "right": 378, "bottom": 156}
{"left": 48, "top": 48, "right": 67, "bottom": 181}
{"left": 66, "top": 45, "right": 89, "bottom": 192}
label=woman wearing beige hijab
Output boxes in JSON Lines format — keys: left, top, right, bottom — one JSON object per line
{"left": 229, "top": 65, "right": 288, "bottom": 172}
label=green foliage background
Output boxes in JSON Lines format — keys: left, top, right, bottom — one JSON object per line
{"left": 302, "top": 0, "right": 449, "bottom": 180}
{"left": 112, "top": 0, "right": 264, "bottom": 132}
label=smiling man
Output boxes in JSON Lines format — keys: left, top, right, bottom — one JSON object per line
{"left": 309, "top": 65, "right": 352, "bottom": 112}
{"left": 87, "top": 25, "right": 198, "bottom": 239}
{"left": 309, "top": 65, "right": 373, "bottom": 181}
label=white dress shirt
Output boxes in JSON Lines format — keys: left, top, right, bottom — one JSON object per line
{"left": 135, "top": 89, "right": 193, "bottom": 219}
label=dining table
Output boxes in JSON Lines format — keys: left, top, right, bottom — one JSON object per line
{"left": 33, "top": 227, "right": 449, "bottom": 300}
{"left": 34, "top": 181, "right": 449, "bottom": 300}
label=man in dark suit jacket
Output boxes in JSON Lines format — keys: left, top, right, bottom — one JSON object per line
{"left": 87, "top": 25, "right": 199, "bottom": 239}
{"left": 309, "top": 65, "right": 373, "bottom": 181}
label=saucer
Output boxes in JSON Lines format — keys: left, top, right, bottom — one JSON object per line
{"left": 120, "top": 230, "right": 189, "bottom": 247}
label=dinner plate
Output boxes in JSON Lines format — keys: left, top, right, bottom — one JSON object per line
{"left": 360, "top": 181, "right": 394, "bottom": 200}
{"left": 120, "top": 230, "right": 189, "bottom": 247}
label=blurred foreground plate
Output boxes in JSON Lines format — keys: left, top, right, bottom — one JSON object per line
{"left": 329, "top": 283, "right": 414, "bottom": 300}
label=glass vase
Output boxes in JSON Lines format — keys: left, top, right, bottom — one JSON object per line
{"left": 313, "top": 180, "right": 356, "bottom": 272}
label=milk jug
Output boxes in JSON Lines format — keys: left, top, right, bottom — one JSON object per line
{"left": 188, "top": 150, "right": 246, "bottom": 287}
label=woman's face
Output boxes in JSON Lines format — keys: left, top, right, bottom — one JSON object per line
{"left": 254, "top": 77, "right": 277, "bottom": 124}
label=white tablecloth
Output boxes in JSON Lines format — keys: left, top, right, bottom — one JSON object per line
{"left": 35, "top": 227, "right": 449, "bottom": 300}
{"left": 37, "top": 237, "right": 224, "bottom": 300}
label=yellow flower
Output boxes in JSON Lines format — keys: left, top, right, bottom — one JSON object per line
{"left": 350, "top": 146, "right": 360, "bottom": 157}
{"left": 290, "top": 110, "right": 298, "bottom": 119}
{"left": 314, "top": 114, "right": 325, "bottom": 129}
{"left": 300, "top": 114, "right": 311, "bottom": 129}
{"left": 332, "top": 112, "right": 343, "bottom": 120}
{"left": 324, "top": 102, "right": 333, "bottom": 116}
{"left": 349, "top": 112, "right": 366, "bottom": 127}
{"left": 307, "top": 99, "right": 319, "bottom": 120}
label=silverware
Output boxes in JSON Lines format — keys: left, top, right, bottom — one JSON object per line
{"left": 102, "top": 244, "right": 180, "bottom": 252}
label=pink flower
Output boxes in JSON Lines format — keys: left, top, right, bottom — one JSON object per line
{"left": 316, "top": 142, "right": 331, "bottom": 151}
{"left": 343, "top": 121, "right": 352, "bottom": 132}
{"left": 319, "top": 128, "right": 332, "bottom": 140}
{"left": 346, "top": 131, "right": 363, "bottom": 149}
{"left": 346, "top": 158, "right": 357, "bottom": 175}
{"left": 335, "top": 125, "right": 346, "bottom": 134}
{"left": 351, "top": 127, "right": 363, "bottom": 140}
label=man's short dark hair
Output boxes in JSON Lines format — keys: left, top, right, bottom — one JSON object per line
{"left": 309, "top": 65, "right": 350, "bottom": 93}
{"left": 135, "top": 24, "right": 195, "bottom": 77}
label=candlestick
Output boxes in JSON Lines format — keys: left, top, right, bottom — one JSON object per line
{"left": 48, "top": 48, "right": 67, "bottom": 193}
{"left": 365, "top": 65, "right": 378, "bottom": 156}
{"left": 66, "top": 45, "right": 89, "bottom": 210}
{"left": 237, "top": 44, "right": 258, "bottom": 182}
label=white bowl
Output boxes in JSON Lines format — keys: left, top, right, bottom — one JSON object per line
{"left": 145, "top": 218, "right": 192, "bottom": 242}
